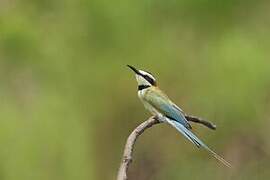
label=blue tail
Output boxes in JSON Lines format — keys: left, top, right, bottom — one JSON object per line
{"left": 167, "top": 120, "right": 232, "bottom": 168}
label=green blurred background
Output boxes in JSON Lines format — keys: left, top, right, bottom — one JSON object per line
{"left": 1, "top": 0, "right": 270, "bottom": 179}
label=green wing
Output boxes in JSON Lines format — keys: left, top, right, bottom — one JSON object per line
{"left": 144, "top": 88, "right": 191, "bottom": 129}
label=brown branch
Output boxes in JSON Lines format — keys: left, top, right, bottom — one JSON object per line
{"left": 185, "top": 114, "right": 216, "bottom": 130}
{"left": 117, "top": 116, "right": 161, "bottom": 180}
{"left": 117, "top": 115, "right": 216, "bottom": 180}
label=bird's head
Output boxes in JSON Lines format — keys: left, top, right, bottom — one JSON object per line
{"left": 127, "top": 65, "right": 157, "bottom": 90}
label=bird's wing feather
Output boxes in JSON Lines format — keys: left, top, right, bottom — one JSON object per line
{"left": 144, "top": 88, "right": 191, "bottom": 129}
{"left": 142, "top": 88, "right": 231, "bottom": 168}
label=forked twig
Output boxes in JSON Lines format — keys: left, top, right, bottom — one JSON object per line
{"left": 117, "top": 115, "right": 216, "bottom": 180}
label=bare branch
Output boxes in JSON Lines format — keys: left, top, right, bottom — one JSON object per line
{"left": 117, "top": 115, "right": 216, "bottom": 180}
{"left": 117, "top": 116, "right": 160, "bottom": 180}
{"left": 185, "top": 115, "right": 217, "bottom": 130}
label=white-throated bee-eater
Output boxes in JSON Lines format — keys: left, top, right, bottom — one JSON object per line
{"left": 127, "top": 65, "right": 231, "bottom": 168}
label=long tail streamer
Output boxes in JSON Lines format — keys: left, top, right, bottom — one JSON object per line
{"left": 167, "top": 120, "right": 232, "bottom": 168}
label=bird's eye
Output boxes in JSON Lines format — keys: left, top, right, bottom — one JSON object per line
{"left": 143, "top": 75, "right": 155, "bottom": 86}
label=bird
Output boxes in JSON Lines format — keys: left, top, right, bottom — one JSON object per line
{"left": 127, "top": 65, "right": 231, "bottom": 168}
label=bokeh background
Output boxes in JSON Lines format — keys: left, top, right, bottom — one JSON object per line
{"left": 1, "top": 0, "right": 270, "bottom": 179}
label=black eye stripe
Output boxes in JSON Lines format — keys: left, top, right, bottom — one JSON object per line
{"left": 143, "top": 75, "right": 155, "bottom": 85}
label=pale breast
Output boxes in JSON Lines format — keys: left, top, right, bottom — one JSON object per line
{"left": 138, "top": 89, "right": 160, "bottom": 116}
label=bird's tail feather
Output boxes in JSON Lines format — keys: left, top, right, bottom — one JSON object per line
{"left": 167, "top": 120, "right": 232, "bottom": 168}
